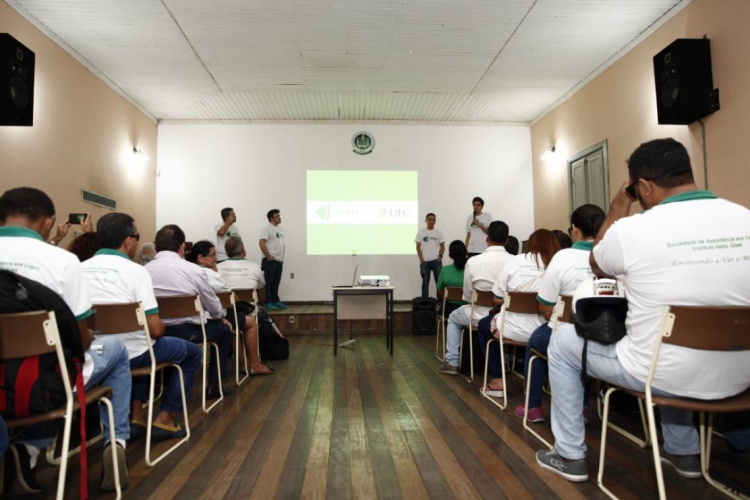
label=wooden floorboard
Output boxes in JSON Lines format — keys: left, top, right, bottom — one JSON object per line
{"left": 7, "top": 332, "right": 747, "bottom": 500}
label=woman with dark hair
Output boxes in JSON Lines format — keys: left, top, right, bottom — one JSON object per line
{"left": 478, "top": 229, "right": 561, "bottom": 397}
{"left": 436, "top": 240, "right": 468, "bottom": 317}
{"left": 505, "top": 236, "right": 520, "bottom": 256}
{"left": 552, "top": 229, "right": 572, "bottom": 249}
{"left": 515, "top": 204, "right": 604, "bottom": 422}
{"left": 67, "top": 231, "right": 100, "bottom": 262}
{"left": 188, "top": 240, "right": 273, "bottom": 375}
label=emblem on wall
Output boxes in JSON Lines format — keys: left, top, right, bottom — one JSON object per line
{"left": 351, "top": 131, "right": 375, "bottom": 155}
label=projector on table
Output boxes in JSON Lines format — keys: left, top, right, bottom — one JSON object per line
{"left": 359, "top": 275, "right": 390, "bottom": 287}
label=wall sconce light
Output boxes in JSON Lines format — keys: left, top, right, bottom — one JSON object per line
{"left": 542, "top": 146, "right": 558, "bottom": 161}
{"left": 132, "top": 147, "right": 147, "bottom": 166}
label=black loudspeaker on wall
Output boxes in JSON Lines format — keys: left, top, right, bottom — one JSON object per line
{"left": 653, "top": 38, "right": 719, "bottom": 125}
{"left": 0, "top": 33, "right": 35, "bottom": 127}
{"left": 412, "top": 297, "right": 437, "bottom": 335}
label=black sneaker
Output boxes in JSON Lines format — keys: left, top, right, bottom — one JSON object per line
{"left": 8, "top": 444, "right": 42, "bottom": 495}
{"left": 536, "top": 449, "right": 589, "bottom": 482}
{"left": 101, "top": 442, "right": 130, "bottom": 491}
{"left": 206, "top": 386, "right": 231, "bottom": 400}
{"left": 659, "top": 446, "right": 702, "bottom": 478}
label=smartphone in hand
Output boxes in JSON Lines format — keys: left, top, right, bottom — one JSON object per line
{"left": 68, "top": 213, "right": 87, "bottom": 225}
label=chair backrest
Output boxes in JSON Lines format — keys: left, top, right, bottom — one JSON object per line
{"left": 444, "top": 286, "right": 463, "bottom": 302}
{"left": 91, "top": 302, "right": 143, "bottom": 334}
{"left": 215, "top": 291, "right": 234, "bottom": 310}
{"left": 471, "top": 289, "right": 495, "bottom": 308}
{"left": 233, "top": 288, "right": 256, "bottom": 304}
{"left": 558, "top": 295, "right": 574, "bottom": 324}
{"left": 156, "top": 295, "right": 201, "bottom": 320}
{"left": 505, "top": 291, "right": 540, "bottom": 314}
{"left": 663, "top": 305, "right": 750, "bottom": 351}
{"left": 0, "top": 310, "right": 58, "bottom": 360}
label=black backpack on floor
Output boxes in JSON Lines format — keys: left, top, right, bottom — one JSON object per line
{"left": 257, "top": 308, "right": 289, "bottom": 361}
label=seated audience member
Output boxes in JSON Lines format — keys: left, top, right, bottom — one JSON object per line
{"left": 67, "top": 231, "right": 100, "bottom": 262}
{"left": 137, "top": 242, "right": 157, "bottom": 265}
{"left": 48, "top": 212, "right": 94, "bottom": 246}
{"left": 217, "top": 236, "right": 267, "bottom": 303}
{"left": 552, "top": 229, "right": 572, "bottom": 249}
{"left": 505, "top": 236, "right": 520, "bottom": 256}
{"left": 0, "top": 187, "right": 131, "bottom": 492}
{"left": 438, "top": 221, "right": 513, "bottom": 375}
{"left": 146, "top": 225, "right": 234, "bottom": 399}
{"left": 436, "top": 240, "right": 468, "bottom": 318}
{"left": 478, "top": 229, "right": 560, "bottom": 397}
{"left": 83, "top": 213, "right": 202, "bottom": 440}
{"left": 515, "top": 204, "right": 603, "bottom": 423}
{"left": 537, "top": 138, "right": 750, "bottom": 481}
{"left": 188, "top": 240, "right": 272, "bottom": 375}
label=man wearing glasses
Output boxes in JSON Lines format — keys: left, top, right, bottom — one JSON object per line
{"left": 259, "top": 209, "right": 286, "bottom": 310}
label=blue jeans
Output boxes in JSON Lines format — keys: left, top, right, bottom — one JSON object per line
{"left": 549, "top": 325, "right": 700, "bottom": 460}
{"left": 129, "top": 337, "right": 202, "bottom": 414}
{"left": 262, "top": 258, "right": 283, "bottom": 304}
{"left": 419, "top": 260, "right": 442, "bottom": 298}
{"left": 477, "top": 314, "right": 502, "bottom": 379}
{"left": 523, "top": 323, "right": 552, "bottom": 409}
{"left": 164, "top": 320, "right": 232, "bottom": 385}
{"left": 16, "top": 337, "right": 132, "bottom": 448}
{"left": 446, "top": 305, "right": 472, "bottom": 367}
{"left": 0, "top": 414, "right": 8, "bottom": 459}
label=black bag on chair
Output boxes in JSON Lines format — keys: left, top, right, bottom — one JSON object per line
{"left": 412, "top": 297, "right": 437, "bottom": 335}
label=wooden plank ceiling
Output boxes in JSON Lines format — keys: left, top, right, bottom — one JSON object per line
{"left": 7, "top": 0, "right": 683, "bottom": 122}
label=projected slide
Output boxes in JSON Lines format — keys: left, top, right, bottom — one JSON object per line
{"left": 307, "top": 171, "right": 418, "bottom": 255}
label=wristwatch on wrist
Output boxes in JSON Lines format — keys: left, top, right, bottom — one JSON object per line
{"left": 438, "top": 254, "right": 443, "bottom": 258}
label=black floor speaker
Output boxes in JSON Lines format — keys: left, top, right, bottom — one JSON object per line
{"left": 412, "top": 297, "right": 437, "bottom": 335}
{"left": 0, "top": 33, "right": 35, "bottom": 127}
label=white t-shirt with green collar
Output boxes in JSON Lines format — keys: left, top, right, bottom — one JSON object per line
{"left": 415, "top": 228, "right": 445, "bottom": 262}
{"left": 260, "top": 224, "right": 285, "bottom": 261}
{"left": 492, "top": 252, "right": 546, "bottom": 342}
{"left": 82, "top": 249, "right": 160, "bottom": 359}
{"left": 536, "top": 241, "right": 595, "bottom": 328}
{"left": 465, "top": 212, "right": 493, "bottom": 254}
{"left": 593, "top": 191, "right": 750, "bottom": 399}
{"left": 214, "top": 223, "right": 240, "bottom": 261}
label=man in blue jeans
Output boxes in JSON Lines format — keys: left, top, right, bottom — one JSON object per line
{"left": 536, "top": 139, "right": 750, "bottom": 483}
{"left": 415, "top": 213, "right": 445, "bottom": 298}
{"left": 260, "top": 209, "right": 286, "bottom": 310}
{"left": 0, "top": 187, "right": 132, "bottom": 492}
{"left": 83, "top": 213, "right": 202, "bottom": 441}
{"left": 146, "top": 224, "right": 233, "bottom": 400}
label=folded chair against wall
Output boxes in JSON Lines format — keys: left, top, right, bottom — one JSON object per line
{"left": 215, "top": 291, "right": 249, "bottom": 386}
{"left": 156, "top": 295, "right": 223, "bottom": 414}
{"left": 523, "top": 294, "right": 572, "bottom": 449}
{"left": 436, "top": 287, "right": 463, "bottom": 362}
{"left": 459, "top": 289, "right": 495, "bottom": 383}
{"left": 598, "top": 305, "right": 750, "bottom": 500}
{"left": 232, "top": 288, "right": 260, "bottom": 362}
{"left": 92, "top": 302, "right": 190, "bottom": 466}
{"left": 482, "top": 291, "right": 540, "bottom": 410}
{"left": 0, "top": 311, "right": 121, "bottom": 499}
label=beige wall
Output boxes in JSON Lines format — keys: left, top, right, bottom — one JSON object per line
{"left": 530, "top": 0, "right": 750, "bottom": 230}
{"left": 0, "top": 2, "right": 157, "bottom": 247}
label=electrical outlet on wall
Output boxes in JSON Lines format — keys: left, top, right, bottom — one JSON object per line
{"left": 288, "top": 316, "right": 295, "bottom": 324}
{"left": 290, "top": 272, "right": 295, "bottom": 279}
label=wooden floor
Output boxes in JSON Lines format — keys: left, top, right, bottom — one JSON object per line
{"left": 16, "top": 333, "right": 749, "bottom": 499}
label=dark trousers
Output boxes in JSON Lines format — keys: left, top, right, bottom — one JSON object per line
{"left": 419, "top": 260, "right": 442, "bottom": 298}
{"left": 164, "top": 320, "right": 232, "bottom": 385}
{"left": 262, "top": 258, "right": 283, "bottom": 304}
{"left": 477, "top": 314, "right": 503, "bottom": 379}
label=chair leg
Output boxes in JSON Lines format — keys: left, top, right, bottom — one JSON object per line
{"left": 700, "top": 413, "right": 749, "bottom": 500}
{"left": 236, "top": 331, "right": 249, "bottom": 386}
{"left": 596, "top": 382, "right": 650, "bottom": 448}
{"left": 145, "top": 365, "right": 191, "bottom": 467}
{"left": 435, "top": 316, "right": 444, "bottom": 361}
{"left": 202, "top": 344, "right": 224, "bottom": 414}
{"left": 597, "top": 387, "right": 618, "bottom": 500}
{"left": 523, "top": 355, "right": 553, "bottom": 450}
{"left": 481, "top": 338, "right": 505, "bottom": 410}
{"left": 645, "top": 394, "right": 667, "bottom": 500}
{"left": 459, "top": 328, "right": 473, "bottom": 383}
{"left": 55, "top": 402, "right": 74, "bottom": 500}
{"left": 99, "top": 397, "right": 121, "bottom": 500}
{"left": 499, "top": 339, "right": 507, "bottom": 410}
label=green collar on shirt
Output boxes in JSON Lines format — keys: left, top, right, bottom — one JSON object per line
{"left": 659, "top": 190, "right": 717, "bottom": 206}
{"left": 0, "top": 226, "right": 45, "bottom": 242}
{"left": 228, "top": 258, "right": 244, "bottom": 261}
{"left": 94, "top": 248, "right": 131, "bottom": 260}
{"left": 572, "top": 240, "right": 593, "bottom": 251}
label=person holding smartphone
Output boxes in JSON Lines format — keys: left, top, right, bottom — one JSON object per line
{"left": 48, "top": 212, "right": 93, "bottom": 246}
{"left": 465, "top": 197, "right": 492, "bottom": 257}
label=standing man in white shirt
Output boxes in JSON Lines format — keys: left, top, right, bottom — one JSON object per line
{"left": 536, "top": 138, "right": 750, "bottom": 483}
{"left": 438, "top": 221, "right": 513, "bottom": 375}
{"left": 259, "top": 209, "right": 286, "bottom": 310}
{"left": 415, "top": 213, "right": 445, "bottom": 298}
{"left": 215, "top": 207, "right": 240, "bottom": 262}
{"left": 465, "top": 197, "right": 493, "bottom": 257}
{"left": 0, "top": 187, "right": 131, "bottom": 493}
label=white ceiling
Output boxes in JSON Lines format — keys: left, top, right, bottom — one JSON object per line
{"left": 6, "top": 0, "right": 685, "bottom": 123}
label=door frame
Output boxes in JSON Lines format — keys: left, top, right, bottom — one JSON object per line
{"left": 567, "top": 139, "right": 610, "bottom": 214}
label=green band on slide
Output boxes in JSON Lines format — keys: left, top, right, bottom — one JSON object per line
{"left": 307, "top": 171, "right": 417, "bottom": 201}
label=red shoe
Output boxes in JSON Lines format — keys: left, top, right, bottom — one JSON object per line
{"left": 515, "top": 404, "right": 545, "bottom": 423}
